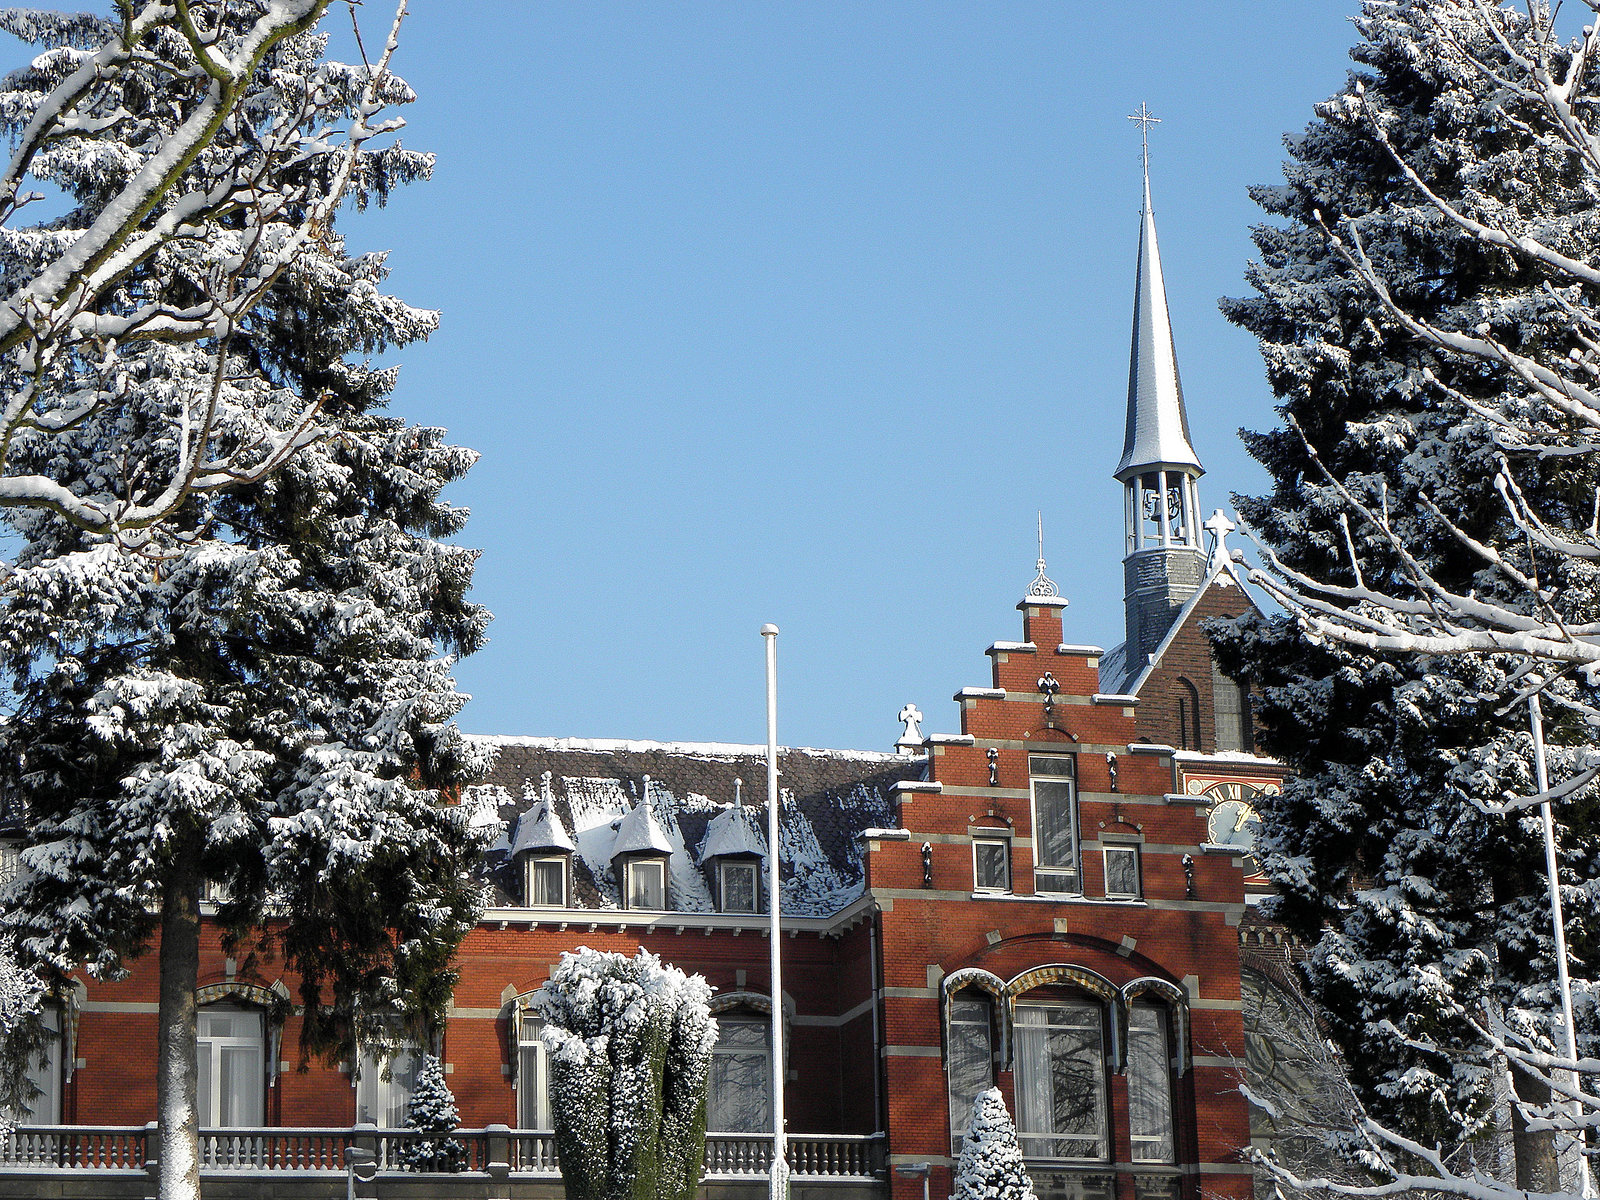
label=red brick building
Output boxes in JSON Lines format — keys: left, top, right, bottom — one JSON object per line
{"left": 1, "top": 159, "right": 1297, "bottom": 1200}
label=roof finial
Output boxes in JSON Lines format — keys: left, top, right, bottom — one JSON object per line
{"left": 1128, "top": 102, "right": 1160, "bottom": 188}
{"left": 1027, "top": 511, "right": 1060, "bottom": 599}
{"left": 734, "top": 777, "right": 743, "bottom": 807}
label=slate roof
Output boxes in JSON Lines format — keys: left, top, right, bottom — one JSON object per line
{"left": 468, "top": 736, "right": 923, "bottom": 916}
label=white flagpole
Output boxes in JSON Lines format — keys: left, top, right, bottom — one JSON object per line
{"left": 1529, "top": 693, "right": 1591, "bottom": 1197}
{"left": 762, "top": 624, "right": 788, "bottom": 1200}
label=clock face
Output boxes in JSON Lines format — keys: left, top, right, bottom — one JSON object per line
{"left": 1202, "top": 781, "right": 1271, "bottom": 869}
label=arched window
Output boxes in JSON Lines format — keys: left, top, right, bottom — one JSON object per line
{"left": 517, "top": 1015, "right": 550, "bottom": 1131}
{"left": 1211, "top": 659, "right": 1252, "bottom": 753}
{"left": 356, "top": 1035, "right": 422, "bottom": 1127}
{"left": 197, "top": 1005, "right": 266, "bottom": 1127}
{"left": 1127, "top": 1002, "right": 1174, "bottom": 1163}
{"left": 947, "top": 991, "right": 995, "bottom": 1152}
{"left": 707, "top": 1012, "right": 771, "bottom": 1132}
{"left": 1177, "top": 677, "right": 1201, "bottom": 752}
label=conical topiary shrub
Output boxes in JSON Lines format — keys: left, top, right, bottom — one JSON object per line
{"left": 397, "top": 1054, "right": 466, "bottom": 1172}
{"left": 953, "top": 1088, "right": 1036, "bottom": 1200}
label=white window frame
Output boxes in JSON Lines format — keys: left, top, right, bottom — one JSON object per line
{"left": 524, "top": 855, "right": 569, "bottom": 908}
{"left": 623, "top": 857, "right": 667, "bottom": 910}
{"left": 717, "top": 859, "right": 759, "bottom": 914}
{"left": 1127, "top": 1003, "right": 1176, "bottom": 1164}
{"left": 946, "top": 995, "right": 994, "bottom": 1153}
{"left": 707, "top": 1012, "right": 772, "bottom": 1133}
{"left": 0, "top": 839, "right": 21, "bottom": 888}
{"left": 1028, "top": 756, "right": 1080, "bottom": 895}
{"left": 1103, "top": 843, "right": 1142, "bottom": 900}
{"left": 972, "top": 837, "right": 1011, "bottom": 893}
{"left": 6, "top": 1003, "right": 61, "bottom": 1126}
{"left": 355, "top": 1036, "right": 422, "bottom": 1128}
{"left": 1013, "top": 999, "right": 1109, "bottom": 1162}
{"left": 196, "top": 1005, "right": 266, "bottom": 1128}
{"left": 517, "top": 1014, "right": 551, "bottom": 1130}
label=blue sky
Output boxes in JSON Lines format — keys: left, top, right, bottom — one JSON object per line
{"left": 313, "top": 4, "right": 1368, "bottom": 750}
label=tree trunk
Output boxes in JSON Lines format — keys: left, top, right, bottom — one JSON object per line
{"left": 1510, "top": 1063, "right": 1560, "bottom": 1192}
{"left": 155, "top": 856, "right": 202, "bottom": 1200}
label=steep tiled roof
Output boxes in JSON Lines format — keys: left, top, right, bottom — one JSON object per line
{"left": 468, "top": 737, "right": 922, "bottom": 916}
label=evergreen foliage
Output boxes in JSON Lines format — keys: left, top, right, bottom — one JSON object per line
{"left": 1216, "top": 0, "right": 1600, "bottom": 1186}
{"left": 0, "top": 8, "right": 491, "bottom": 1198}
{"left": 397, "top": 1054, "right": 467, "bottom": 1173}
{"left": 952, "top": 1089, "right": 1036, "bottom": 1200}
{"left": 533, "top": 947, "right": 717, "bottom": 1200}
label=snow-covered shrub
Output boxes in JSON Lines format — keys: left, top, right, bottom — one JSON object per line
{"left": 396, "top": 1055, "right": 466, "bottom": 1173}
{"left": 534, "top": 947, "right": 717, "bottom": 1200}
{"left": 952, "top": 1089, "right": 1035, "bottom": 1200}
{"left": 0, "top": 936, "right": 44, "bottom": 1131}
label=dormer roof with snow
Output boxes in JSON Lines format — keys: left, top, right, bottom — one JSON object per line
{"left": 1114, "top": 165, "right": 1203, "bottom": 483}
{"left": 509, "top": 772, "right": 575, "bottom": 856}
{"left": 700, "top": 803, "right": 768, "bottom": 861}
{"left": 609, "top": 785, "right": 674, "bottom": 860}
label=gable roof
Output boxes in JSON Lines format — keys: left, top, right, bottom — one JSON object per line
{"left": 1100, "top": 550, "right": 1254, "bottom": 697}
{"left": 467, "top": 736, "right": 922, "bottom": 916}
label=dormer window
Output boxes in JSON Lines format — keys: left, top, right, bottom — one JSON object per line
{"left": 525, "top": 855, "right": 569, "bottom": 908}
{"left": 624, "top": 858, "right": 667, "bottom": 910}
{"left": 718, "top": 860, "right": 759, "bottom": 914}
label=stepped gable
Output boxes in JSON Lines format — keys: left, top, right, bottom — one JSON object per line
{"left": 468, "top": 736, "right": 920, "bottom": 915}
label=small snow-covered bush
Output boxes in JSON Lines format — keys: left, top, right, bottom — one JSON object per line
{"left": 396, "top": 1055, "right": 466, "bottom": 1173}
{"left": 953, "top": 1089, "right": 1036, "bottom": 1200}
{"left": 534, "top": 947, "right": 717, "bottom": 1200}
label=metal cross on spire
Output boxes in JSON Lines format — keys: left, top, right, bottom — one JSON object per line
{"left": 1128, "top": 102, "right": 1160, "bottom": 176}
{"left": 1027, "top": 510, "right": 1060, "bottom": 599}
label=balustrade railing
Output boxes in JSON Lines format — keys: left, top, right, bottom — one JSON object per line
{"left": 0, "top": 1125, "right": 885, "bottom": 1181}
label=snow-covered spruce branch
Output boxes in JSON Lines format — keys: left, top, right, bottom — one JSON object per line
{"left": 0, "top": 0, "right": 416, "bottom": 540}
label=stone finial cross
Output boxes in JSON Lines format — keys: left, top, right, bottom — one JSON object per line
{"left": 896, "top": 703, "right": 925, "bottom": 755}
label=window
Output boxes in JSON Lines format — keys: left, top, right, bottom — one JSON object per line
{"left": 0, "top": 840, "right": 20, "bottom": 888}
{"left": 356, "top": 1039, "right": 421, "bottom": 1127}
{"left": 1030, "top": 756, "right": 1079, "bottom": 894}
{"left": 1127, "top": 1004, "right": 1175, "bottom": 1163}
{"left": 624, "top": 858, "right": 666, "bottom": 910}
{"left": 5, "top": 1004, "right": 60, "bottom": 1125}
{"left": 947, "top": 996, "right": 993, "bottom": 1152}
{"left": 1104, "top": 845, "right": 1141, "bottom": 899}
{"left": 517, "top": 1016, "right": 551, "bottom": 1130}
{"left": 718, "top": 860, "right": 759, "bottom": 914}
{"left": 197, "top": 1006, "right": 265, "bottom": 1127}
{"left": 1177, "top": 678, "right": 1201, "bottom": 752}
{"left": 707, "top": 1014, "right": 771, "bottom": 1132}
{"left": 973, "top": 838, "right": 1011, "bottom": 893}
{"left": 525, "top": 856, "right": 568, "bottom": 907}
{"left": 1013, "top": 1001, "right": 1108, "bottom": 1160}
{"left": 1211, "top": 659, "right": 1252, "bottom": 753}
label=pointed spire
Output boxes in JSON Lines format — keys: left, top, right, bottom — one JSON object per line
{"left": 1026, "top": 511, "right": 1060, "bottom": 599}
{"left": 1114, "top": 109, "right": 1203, "bottom": 484}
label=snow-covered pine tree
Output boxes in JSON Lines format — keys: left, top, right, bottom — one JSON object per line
{"left": 0, "top": 16, "right": 493, "bottom": 1200}
{"left": 396, "top": 1054, "right": 467, "bottom": 1173}
{"left": 534, "top": 947, "right": 718, "bottom": 1200}
{"left": 0, "top": 2, "right": 417, "bottom": 539}
{"left": 1215, "top": 0, "right": 1600, "bottom": 1192}
{"left": 0, "top": 936, "right": 42, "bottom": 1129}
{"left": 951, "top": 1089, "right": 1036, "bottom": 1200}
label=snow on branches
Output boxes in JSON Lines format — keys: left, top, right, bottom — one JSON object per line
{"left": 533, "top": 947, "right": 717, "bottom": 1200}
{"left": 952, "top": 1089, "right": 1036, "bottom": 1200}
{"left": 0, "top": 1, "right": 418, "bottom": 545}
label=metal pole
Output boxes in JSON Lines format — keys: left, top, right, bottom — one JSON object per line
{"left": 1529, "top": 694, "right": 1591, "bottom": 1197}
{"left": 762, "top": 624, "right": 788, "bottom": 1200}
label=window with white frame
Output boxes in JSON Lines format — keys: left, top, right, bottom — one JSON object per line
{"left": 517, "top": 1014, "right": 551, "bottom": 1130}
{"left": 973, "top": 837, "right": 1011, "bottom": 893}
{"left": 946, "top": 995, "right": 993, "bottom": 1152}
{"left": 0, "top": 839, "right": 21, "bottom": 888}
{"left": 1104, "top": 844, "right": 1141, "bottom": 899}
{"left": 623, "top": 858, "right": 667, "bottom": 910}
{"left": 1029, "top": 756, "right": 1079, "bottom": 894}
{"left": 524, "top": 855, "right": 568, "bottom": 907}
{"left": 197, "top": 1006, "right": 266, "bottom": 1127}
{"left": 1013, "top": 1001, "right": 1108, "bottom": 1160}
{"left": 718, "top": 860, "right": 759, "bottom": 914}
{"left": 4, "top": 1003, "right": 61, "bottom": 1125}
{"left": 707, "top": 1013, "right": 771, "bottom": 1132}
{"left": 356, "top": 1037, "right": 422, "bottom": 1127}
{"left": 1127, "top": 1003, "right": 1175, "bottom": 1163}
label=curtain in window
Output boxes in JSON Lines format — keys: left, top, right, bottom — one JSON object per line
{"left": 707, "top": 1015, "right": 771, "bottom": 1132}
{"left": 197, "top": 1007, "right": 266, "bottom": 1127}
{"left": 1127, "top": 1004, "right": 1175, "bottom": 1163}
{"left": 4, "top": 1004, "right": 60, "bottom": 1125}
{"left": 357, "top": 1041, "right": 421, "bottom": 1127}
{"left": 947, "top": 997, "right": 993, "bottom": 1150}
{"left": 1014, "top": 1002, "right": 1107, "bottom": 1160}
{"left": 527, "top": 858, "right": 565, "bottom": 906}
{"left": 518, "top": 1016, "right": 550, "bottom": 1129}
{"left": 626, "top": 860, "right": 665, "bottom": 909}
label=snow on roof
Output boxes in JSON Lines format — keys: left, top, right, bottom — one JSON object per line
{"left": 699, "top": 804, "right": 768, "bottom": 860}
{"left": 609, "top": 788, "right": 674, "bottom": 859}
{"left": 509, "top": 773, "right": 575, "bottom": 856}
{"left": 467, "top": 738, "right": 918, "bottom": 916}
